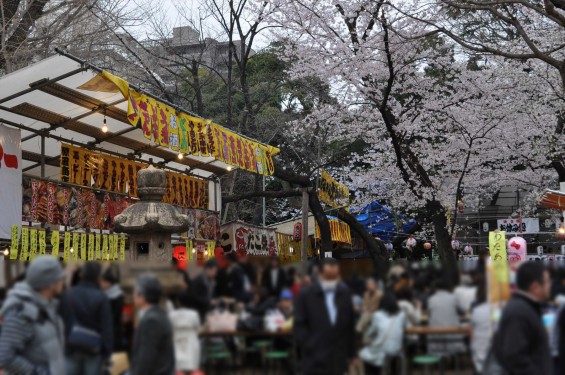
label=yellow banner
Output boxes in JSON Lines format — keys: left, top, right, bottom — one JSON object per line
{"left": 186, "top": 240, "right": 193, "bottom": 262}
{"left": 488, "top": 231, "right": 510, "bottom": 303}
{"left": 80, "top": 72, "right": 279, "bottom": 176}
{"left": 64, "top": 232, "right": 71, "bottom": 262}
{"left": 119, "top": 235, "right": 126, "bottom": 261}
{"left": 20, "top": 227, "right": 29, "bottom": 261}
{"left": 95, "top": 234, "right": 101, "bottom": 260}
{"left": 29, "top": 229, "right": 38, "bottom": 261}
{"left": 315, "top": 217, "right": 351, "bottom": 244}
{"left": 88, "top": 234, "right": 95, "bottom": 260}
{"left": 80, "top": 233, "right": 87, "bottom": 260}
{"left": 51, "top": 231, "right": 60, "bottom": 258}
{"left": 206, "top": 241, "right": 215, "bottom": 260}
{"left": 60, "top": 143, "right": 209, "bottom": 209}
{"left": 112, "top": 234, "right": 119, "bottom": 261}
{"left": 38, "top": 231, "right": 46, "bottom": 256}
{"left": 102, "top": 235, "right": 109, "bottom": 261}
{"left": 10, "top": 225, "right": 19, "bottom": 260}
{"left": 72, "top": 233, "right": 80, "bottom": 262}
{"left": 319, "top": 170, "right": 349, "bottom": 208}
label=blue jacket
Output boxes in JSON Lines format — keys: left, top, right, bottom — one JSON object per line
{"left": 61, "top": 281, "right": 113, "bottom": 358}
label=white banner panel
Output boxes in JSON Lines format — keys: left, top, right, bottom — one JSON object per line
{"left": 0, "top": 124, "right": 21, "bottom": 239}
{"left": 497, "top": 218, "right": 540, "bottom": 234}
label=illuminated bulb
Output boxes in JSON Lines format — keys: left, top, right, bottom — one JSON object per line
{"left": 559, "top": 226, "right": 565, "bottom": 235}
{"left": 192, "top": 248, "right": 196, "bottom": 254}
{"left": 227, "top": 166, "right": 233, "bottom": 171}
{"left": 289, "top": 247, "right": 294, "bottom": 254}
{"left": 101, "top": 117, "right": 108, "bottom": 133}
{"left": 204, "top": 250, "right": 208, "bottom": 256}
{"left": 70, "top": 247, "right": 74, "bottom": 253}
{"left": 3, "top": 248, "right": 9, "bottom": 256}
{"left": 177, "top": 153, "right": 184, "bottom": 160}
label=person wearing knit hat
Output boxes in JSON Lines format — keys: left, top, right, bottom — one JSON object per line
{"left": 0, "top": 256, "right": 66, "bottom": 375}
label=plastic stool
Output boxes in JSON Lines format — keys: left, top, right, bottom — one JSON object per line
{"left": 265, "top": 351, "right": 290, "bottom": 374}
{"left": 413, "top": 355, "right": 441, "bottom": 375}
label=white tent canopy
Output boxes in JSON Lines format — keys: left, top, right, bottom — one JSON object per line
{"left": 0, "top": 53, "right": 243, "bottom": 211}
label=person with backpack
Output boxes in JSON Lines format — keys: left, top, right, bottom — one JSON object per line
{"left": 62, "top": 262, "right": 113, "bottom": 375}
{"left": 0, "top": 256, "right": 66, "bottom": 375}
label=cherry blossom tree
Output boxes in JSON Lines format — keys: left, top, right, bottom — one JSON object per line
{"left": 267, "top": 0, "right": 562, "bottom": 275}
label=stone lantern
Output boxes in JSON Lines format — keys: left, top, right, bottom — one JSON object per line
{"left": 114, "top": 166, "right": 187, "bottom": 263}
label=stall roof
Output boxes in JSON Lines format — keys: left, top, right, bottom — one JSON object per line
{"left": 539, "top": 189, "right": 565, "bottom": 211}
{"left": 0, "top": 53, "right": 267, "bottom": 180}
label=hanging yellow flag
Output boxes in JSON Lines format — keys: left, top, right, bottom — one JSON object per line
{"left": 88, "top": 234, "right": 95, "bottom": 260}
{"left": 64, "top": 232, "right": 71, "bottom": 262}
{"left": 10, "top": 225, "right": 19, "bottom": 260}
{"left": 95, "top": 234, "right": 101, "bottom": 260}
{"left": 102, "top": 235, "right": 109, "bottom": 261}
{"left": 206, "top": 241, "right": 215, "bottom": 260}
{"left": 72, "top": 233, "right": 80, "bottom": 262}
{"left": 20, "top": 227, "right": 29, "bottom": 262}
{"left": 112, "top": 235, "right": 119, "bottom": 261}
{"left": 51, "top": 231, "right": 60, "bottom": 258}
{"left": 29, "top": 229, "right": 38, "bottom": 261}
{"left": 186, "top": 240, "right": 193, "bottom": 262}
{"left": 80, "top": 233, "right": 87, "bottom": 260}
{"left": 488, "top": 231, "right": 508, "bottom": 282}
{"left": 38, "top": 231, "right": 46, "bottom": 256}
{"left": 119, "top": 235, "right": 126, "bottom": 262}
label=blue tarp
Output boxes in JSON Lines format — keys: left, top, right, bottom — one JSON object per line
{"left": 353, "top": 202, "right": 417, "bottom": 242}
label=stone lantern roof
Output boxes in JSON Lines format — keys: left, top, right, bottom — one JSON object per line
{"left": 114, "top": 166, "right": 188, "bottom": 233}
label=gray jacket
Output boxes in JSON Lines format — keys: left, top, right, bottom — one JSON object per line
{"left": 0, "top": 282, "right": 65, "bottom": 375}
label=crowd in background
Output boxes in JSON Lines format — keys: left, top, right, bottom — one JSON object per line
{"left": 0, "top": 252, "right": 563, "bottom": 374}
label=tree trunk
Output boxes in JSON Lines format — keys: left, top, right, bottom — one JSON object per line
{"left": 191, "top": 60, "right": 204, "bottom": 114}
{"left": 428, "top": 199, "right": 459, "bottom": 286}
{"left": 336, "top": 208, "right": 389, "bottom": 279}
{"left": 308, "top": 191, "right": 332, "bottom": 253}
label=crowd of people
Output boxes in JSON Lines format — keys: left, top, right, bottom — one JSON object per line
{"left": 0, "top": 252, "right": 563, "bottom": 374}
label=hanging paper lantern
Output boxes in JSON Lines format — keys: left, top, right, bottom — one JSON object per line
{"left": 451, "top": 240, "right": 461, "bottom": 250}
{"left": 457, "top": 199, "right": 465, "bottom": 213}
{"left": 293, "top": 222, "right": 302, "bottom": 242}
{"left": 386, "top": 242, "right": 393, "bottom": 252}
{"left": 423, "top": 242, "right": 432, "bottom": 250}
{"left": 507, "top": 236, "right": 527, "bottom": 262}
{"left": 463, "top": 244, "right": 473, "bottom": 255}
{"left": 406, "top": 236, "right": 417, "bottom": 250}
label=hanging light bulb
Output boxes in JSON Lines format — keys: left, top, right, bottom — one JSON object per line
{"left": 3, "top": 247, "right": 9, "bottom": 256}
{"left": 101, "top": 117, "right": 108, "bottom": 133}
{"left": 177, "top": 153, "right": 184, "bottom": 160}
{"left": 192, "top": 248, "right": 196, "bottom": 254}
{"left": 70, "top": 247, "right": 74, "bottom": 253}
{"left": 226, "top": 166, "right": 233, "bottom": 171}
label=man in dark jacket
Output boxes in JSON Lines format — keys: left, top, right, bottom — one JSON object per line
{"left": 190, "top": 259, "right": 218, "bottom": 321}
{"left": 294, "top": 258, "right": 358, "bottom": 375}
{"left": 494, "top": 261, "right": 552, "bottom": 375}
{"left": 62, "top": 261, "right": 113, "bottom": 375}
{"left": 130, "top": 274, "right": 175, "bottom": 375}
{"left": 262, "top": 256, "right": 287, "bottom": 298}
{"left": 225, "top": 252, "right": 249, "bottom": 303}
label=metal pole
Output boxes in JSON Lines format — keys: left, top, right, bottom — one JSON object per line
{"left": 40, "top": 135, "right": 45, "bottom": 179}
{"left": 262, "top": 175, "right": 266, "bottom": 227}
{"left": 301, "top": 188, "right": 308, "bottom": 265}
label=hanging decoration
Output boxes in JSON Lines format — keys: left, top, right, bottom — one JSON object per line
{"left": 406, "top": 236, "right": 417, "bottom": 250}
{"left": 314, "top": 216, "right": 352, "bottom": 244}
{"left": 78, "top": 71, "right": 279, "bottom": 176}
{"left": 463, "top": 244, "right": 473, "bottom": 255}
{"left": 423, "top": 242, "right": 432, "bottom": 250}
{"left": 507, "top": 236, "right": 527, "bottom": 263}
{"left": 451, "top": 239, "right": 461, "bottom": 250}
{"left": 319, "top": 170, "right": 349, "bottom": 208}
{"left": 293, "top": 223, "right": 302, "bottom": 242}
{"left": 386, "top": 242, "right": 393, "bottom": 252}
{"left": 457, "top": 199, "right": 465, "bottom": 213}
{"left": 488, "top": 230, "right": 510, "bottom": 303}
{"left": 59, "top": 144, "right": 209, "bottom": 209}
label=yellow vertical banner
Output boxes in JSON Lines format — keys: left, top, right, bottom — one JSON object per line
{"left": 10, "top": 225, "right": 19, "bottom": 260}
{"left": 63, "top": 232, "right": 71, "bottom": 262}
{"left": 80, "top": 234, "right": 87, "bottom": 261}
{"left": 488, "top": 231, "right": 510, "bottom": 303}
{"left": 107, "top": 235, "right": 114, "bottom": 261}
{"left": 38, "top": 231, "right": 46, "bottom": 256}
{"left": 51, "top": 231, "right": 60, "bottom": 258}
{"left": 102, "top": 235, "right": 109, "bottom": 261}
{"left": 95, "top": 234, "right": 101, "bottom": 260}
{"left": 72, "top": 232, "right": 80, "bottom": 262}
{"left": 186, "top": 240, "right": 193, "bottom": 262}
{"left": 20, "top": 227, "right": 29, "bottom": 261}
{"left": 119, "top": 235, "right": 126, "bottom": 262}
{"left": 112, "top": 235, "right": 119, "bottom": 260}
{"left": 206, "top": 241, "right": 215, "bottom": 260}
{"left": 29, "top": 229, "right": 37, "bottom": 261}
{"left": 88, "top": 234, "right": 95, "bottom": 260}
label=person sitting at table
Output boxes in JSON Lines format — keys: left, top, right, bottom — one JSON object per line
{"left": 359, "top": 292, "right": 406, "bottom": 375}
{"left": 427, "top": 278, "right": 467, "bottom": 356}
